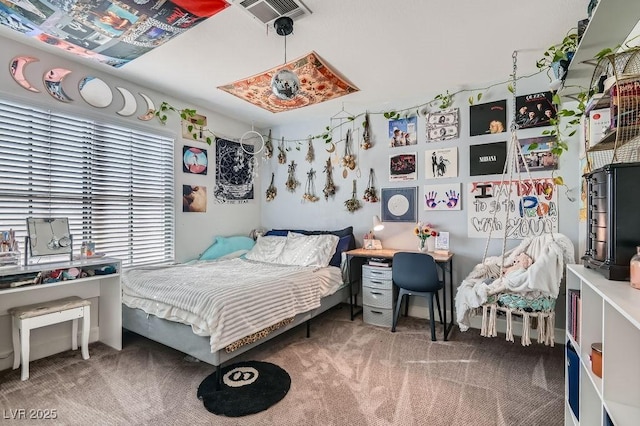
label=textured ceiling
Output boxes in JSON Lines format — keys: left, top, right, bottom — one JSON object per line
{"left": 1, "top": 0, "right": 599, "bottom": 127}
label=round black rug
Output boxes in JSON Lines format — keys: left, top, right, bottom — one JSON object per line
{"left": 197, "top": 361, "right": 291, "bottom": 417}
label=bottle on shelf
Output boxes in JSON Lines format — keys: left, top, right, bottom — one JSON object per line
{"left": 631, "top": 246, "right": 640, "bottom": 289}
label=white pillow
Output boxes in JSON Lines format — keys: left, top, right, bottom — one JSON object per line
{"left": 276, "top": 232, "right": 339, "bottom": 267}
{"left": 244, "top": 235, "right": 288, "bottom": 263}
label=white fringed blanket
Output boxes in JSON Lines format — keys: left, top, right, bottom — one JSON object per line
{"left": 122, "top": 258, "right": 341, "bottom": 352}
{"left": 455, "top": 234, "right": 575, "bottom": 345}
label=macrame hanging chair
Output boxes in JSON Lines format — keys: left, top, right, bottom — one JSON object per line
{"left": 455, "top": 51, "right": 575, "bottom": 346}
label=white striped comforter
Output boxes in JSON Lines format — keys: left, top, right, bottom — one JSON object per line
{"left": 122, "top": 258, "right": 340, "bottom": 352}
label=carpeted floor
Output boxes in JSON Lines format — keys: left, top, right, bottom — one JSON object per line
{"left": 0, "top": 304, "right": 565, "bottom": 425}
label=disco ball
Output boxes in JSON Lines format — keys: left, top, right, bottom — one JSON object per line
{"left": 271, "top": 69, "right": 300, "bottom": 100}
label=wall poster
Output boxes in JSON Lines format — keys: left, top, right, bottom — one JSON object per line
{"left": 424, "top": 183, "right": 461, "bottom": 211}
{"left": 389, "top": 152, "right": 417, "bottom": 181}
{"left": 214, "top": 138, "right": 254, "bottom": 204}
{"left": 426, "top": 108, "right": 459, "bottom": 142}
{"left": 467, "top": 178, "right": 558, "bottom": 238}
{"left": 426, "top": 147, "right": 457, "bottom": 179}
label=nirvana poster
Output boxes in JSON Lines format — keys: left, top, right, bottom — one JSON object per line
{"left": 214, "top": 138, "right": 254, "bottom": 204}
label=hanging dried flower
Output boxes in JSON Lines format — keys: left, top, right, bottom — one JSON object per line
{"left": 361, "top": 112, "right": 372, "bottom": 150}
{"left": 285, "top": 160, "right": 299, "bottom": 192}
{"left": 323, "top": 158, "right": 336, "bottom": 200}
{"left": 264, "top": 129, "right": 274, "bottom": 160}
{"left": 277, "top": 137, "right": 287, "bottom": 165}
{"left": 345, "top": 179, "right": 362, "bottom": 213}
{"left": 305, "top": 137, "right": 315, "bottom": 163}
{"left": 302, "top": 168, "right": 319, "bottom": 202}
{"left": 340, "top": 129, "right": 356, "bottom": 171}
{"left": 363, "top": 168, "right": 379, "bottom": 202}
{"left": 266, "top": 172, "right": 277, "bottom": 201}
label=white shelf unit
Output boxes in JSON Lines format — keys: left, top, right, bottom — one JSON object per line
{"left": 566, "top": 264, "right": 640, "bottom": 426}
{"left": 562, "top": 0, "right": 640, "bottom": 101}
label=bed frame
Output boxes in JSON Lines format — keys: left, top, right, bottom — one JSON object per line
{"left": 122, "top": 283, "right": 350, "bottom": 381}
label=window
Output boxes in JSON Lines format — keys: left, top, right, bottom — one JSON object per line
{"left": 0, "top": 99, "right": 175, "bottom": 267}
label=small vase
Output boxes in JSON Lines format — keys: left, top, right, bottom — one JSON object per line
{"left": 418, "top": 240, "right": 427, "bottom": 252}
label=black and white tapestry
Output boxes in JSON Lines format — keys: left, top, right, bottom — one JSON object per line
{"left": 214, "top": 138, "right": 254, "bottom": 204}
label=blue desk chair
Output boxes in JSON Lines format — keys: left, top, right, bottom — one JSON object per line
{"left": 391, "top": 252, "right": 444, "bottom": 341}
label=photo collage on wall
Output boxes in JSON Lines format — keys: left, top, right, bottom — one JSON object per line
{"left": 380, "top": 87, "right": 559, "bottom": 229}
{"left": 181, "top": 113, "right": 209, "bottom": 213}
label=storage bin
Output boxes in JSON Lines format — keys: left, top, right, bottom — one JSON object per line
{"left": 566, "top": 341, "right": 580, "bottom": 420}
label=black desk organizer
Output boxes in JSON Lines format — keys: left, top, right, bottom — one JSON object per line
{"left": 582, "top": 162, "right": 640, "bottom": 280}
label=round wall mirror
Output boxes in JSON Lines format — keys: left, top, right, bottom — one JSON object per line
{"left": 79, "top": 76, "right": 113, "bottom": 108}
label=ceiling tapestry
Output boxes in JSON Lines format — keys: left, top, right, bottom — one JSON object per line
{"left": 0, "top": 0, "right": 229, "bottom": 67}
{"left": 218, "top": 51, "right": 359, "bottom": 113}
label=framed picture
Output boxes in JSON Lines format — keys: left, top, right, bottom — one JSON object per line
{"left": 518, "top": 136, "right": 558, "bottom": 171}
{"left": 183, "top": 145, "right": 208, "bottom": 174}
{"left": 469, "top": 100, "right": 507, "bottom": 136}
{"left": 515, "top": 92, "right": 556, "bottom": 129}
{"left": 427, "top": 108, "right": 459, "bottom": 142}
{"left": 388, "top": 117, "right": 418, "bottom": 147}
{"left": 426, "top": 147, "right": 457, "bottom": 179}
{"left": 181, "top": 113, "right": 207, "bottom": 141}
{"left": 423, "top": 183, "right": 461, "bottom": 211}
{"left": 469, "top": 141, "right": 507, "bottom": 176}
{"left": 389, "top": 152, "right": 417, "bottom": 181}
{"left": 381, "top": 187, "right": 417, "bottom": 222}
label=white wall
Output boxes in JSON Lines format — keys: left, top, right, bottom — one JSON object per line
{"left": 264, "top": 71, "right": 581, "bottom": 327}
{"left": 0, "top": 35, "right": 262, "bottom": 263}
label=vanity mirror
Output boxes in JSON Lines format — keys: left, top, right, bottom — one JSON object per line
{"left": 26, "top": 217, "right": 73, "bottom": 262}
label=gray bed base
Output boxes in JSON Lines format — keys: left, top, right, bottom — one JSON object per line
{"left": 122, "top": 284, "right": 350, "bottom": 371}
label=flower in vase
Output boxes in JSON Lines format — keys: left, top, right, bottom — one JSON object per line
{"left": 414, "top": 222, "right": 438, "bottom": 249}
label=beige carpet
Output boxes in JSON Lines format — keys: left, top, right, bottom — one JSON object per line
{"left": 0, "top": 305, "right": 564, "bottom": 425}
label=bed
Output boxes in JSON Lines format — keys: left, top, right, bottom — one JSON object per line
{"left": 121, "top": 227, "right": 355, "bottom": 378}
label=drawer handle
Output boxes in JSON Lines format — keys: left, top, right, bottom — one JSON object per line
{"left": 370, "top": 291, "right": 383, "bottom": 296}
{"left": 370, "top": 280, "right": 384, "bottom": 285}
{"left": 370, "top": 310, "right": 383, "bottom": 315}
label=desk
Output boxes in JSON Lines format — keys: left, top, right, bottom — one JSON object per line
{"left": 345, "top": 248, "right": 454, "bottom": 340}
{"left": 0, "top": 258, "right": 122, "bottom": 371}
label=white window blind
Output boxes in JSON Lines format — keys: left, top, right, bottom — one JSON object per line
{"left": 0, "top": 98, "right": 175, "bottom": 266}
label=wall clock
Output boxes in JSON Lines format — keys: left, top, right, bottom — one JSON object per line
{"left": 381, "top": 187, "right": 417, "bottom": 222}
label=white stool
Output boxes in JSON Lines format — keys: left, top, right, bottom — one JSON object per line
{"left": 9, "top": 296, "right": 91, "bottom": 381}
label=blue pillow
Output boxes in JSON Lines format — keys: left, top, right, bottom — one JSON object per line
{"left": 199, "top": 236, "right": 255, "bottom": 261}
{"left": 329, "top": 235, "right": 355, "bottom": 267}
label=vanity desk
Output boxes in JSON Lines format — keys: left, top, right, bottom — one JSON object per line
{"left": 0, "top": 257, "right": 122, "bottom": 371}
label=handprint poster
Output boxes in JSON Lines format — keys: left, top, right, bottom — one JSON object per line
{"left": 467, "top": 178, "right": 558, "bottom": 238}
{"left": 423, "top": 184, "right": 461, "bottom": 211}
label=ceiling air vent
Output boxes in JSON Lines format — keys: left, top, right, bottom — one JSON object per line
{"left": 231, "top": 0, "right": 312, "bottom": 26}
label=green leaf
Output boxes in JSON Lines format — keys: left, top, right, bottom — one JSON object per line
{"left": 187, "top": 124, "right": 194, "bottom": 132}
{"left": 552, "top": 94, "right": 561, "bottom": 105}
{"left": 477, "top": 92, "right": 483, "bottom": 101}
{"left": 553, "top": 176, "right": 565, "bottom": 186}
{"left": 542, "top": 130, "right": 551, "bottom": 135}
{"left": 594, "top": 48, "right": 613, "bottom": 60}
{"left": 529, "top": 143, "right": 539, "bottom": 151}
{"left": 206, "top": 137, "right": 212, "bottom": 145}
{"left": 507, "top": 84, "right": 514, "bottom": 93}
{"left": 468, "top": 96, "right": 474, "bottom": 105}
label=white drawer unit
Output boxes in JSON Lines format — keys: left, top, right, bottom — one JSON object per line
{"left": 362, "top": 264, "right": 394, "bottom": 327}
